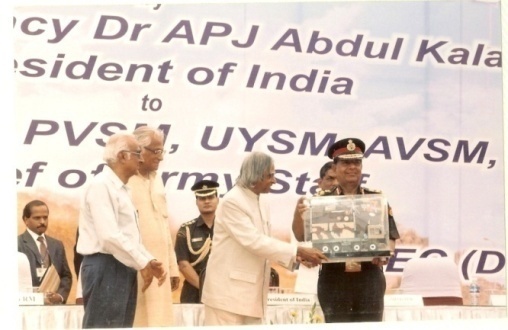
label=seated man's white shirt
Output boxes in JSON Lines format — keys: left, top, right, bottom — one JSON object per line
{"left": 400, "top": 257, "right": 462, "bottom": 298}
{"left": 18, "top": 252, "right": 33, "bottom": 290}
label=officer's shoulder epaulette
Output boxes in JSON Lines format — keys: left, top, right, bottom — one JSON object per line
{"left": 314, "top": 189, "right": 328, "bottom": 197}
{"left": 314, "top": 186, "right": 338, "bottom": 197}
{"left": 180, "top": 219, "right": 197, "bottom": 227}
{"left": 363, "top": 187, "right": 382, "bottom": 194}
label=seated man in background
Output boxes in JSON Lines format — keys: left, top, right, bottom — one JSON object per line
{"left": 17, "top": 200, "right": 73, "bottom": 304}
{"left": 399, "top": 256, "right": 464, "bottom": 306}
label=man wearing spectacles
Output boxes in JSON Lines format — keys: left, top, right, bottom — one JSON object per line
{"left": 143, "top": 145, "right": 165, "bottom": 155}
{"left": 77, "top": 132, "right": 167, "bottom": 328}
{"left": 127, "top": 126, "right": 180, "bottom": 327}
{"left": 175, "top": 180, "right": 219, "bottom": 303}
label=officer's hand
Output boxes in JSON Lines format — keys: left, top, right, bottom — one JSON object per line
{"left": 170, "top": 277, "right": 180, "bottom": 291}
{"left": 372, "top": 257, "right": 389, "bottom": 267}
{"left": 296, "top": 197, "right": 310, "bottom": 216}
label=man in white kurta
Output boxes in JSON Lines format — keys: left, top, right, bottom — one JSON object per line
{"left": 128, "top": 126, "right": 180, "bottom": 327}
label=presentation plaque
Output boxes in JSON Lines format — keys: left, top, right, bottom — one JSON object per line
{"left": 304, "top": 194, "right": 391, "bottom": 262}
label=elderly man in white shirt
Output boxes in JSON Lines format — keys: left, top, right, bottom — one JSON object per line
{"left": 77, "top": 132, "right": 167, "bottom": 328}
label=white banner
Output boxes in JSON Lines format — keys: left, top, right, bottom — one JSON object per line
{"left": 13, "top": 1, "right": 505, "bottom": 296}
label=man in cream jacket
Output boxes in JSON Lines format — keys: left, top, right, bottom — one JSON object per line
{"left": 201, "top": 151, "right": 327, "bottom": 325}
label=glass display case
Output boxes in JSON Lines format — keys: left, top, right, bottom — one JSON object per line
{"left": 303, "top": 194, "right": 391, "bottom": 262}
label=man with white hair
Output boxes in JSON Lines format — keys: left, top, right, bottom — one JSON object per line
{"left": 128, "top": 126, "right": 180, "bottom": 327}
{"left": 77, "top": 132, "right": 167, "bottom": 328}
{"left": 201, "top": 151, "right": 327, "bottom": 325}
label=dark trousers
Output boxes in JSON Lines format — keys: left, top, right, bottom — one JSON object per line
{"left": 81, "top": 253, "right": 138, "bottom": 328}
{"left": 180, "top": 280, "right": 200, "bottom": 303}
{"left": 317, "top": 262, "right": 386, "bottom": 323}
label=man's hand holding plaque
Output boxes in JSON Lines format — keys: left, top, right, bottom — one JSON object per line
{"left": 296, "top": 246, "right": 328, "bottom": 267}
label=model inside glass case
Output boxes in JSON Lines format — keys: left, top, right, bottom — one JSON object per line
{"left": 304, "top": 194, "right": 391, "bottom": 262}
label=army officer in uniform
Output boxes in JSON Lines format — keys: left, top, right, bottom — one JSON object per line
{"left": 292, "top": 138, "right": 400, "bottom": 322}
{"left": 175, "top": 180, "right": 219, "bottom": 303}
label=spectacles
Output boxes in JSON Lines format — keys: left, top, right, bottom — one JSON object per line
{"left": 144, "top": 146, "right": 165, "bottom": 155}
{"left": 122, "top": 150, "right": 142, "bottom": 158}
